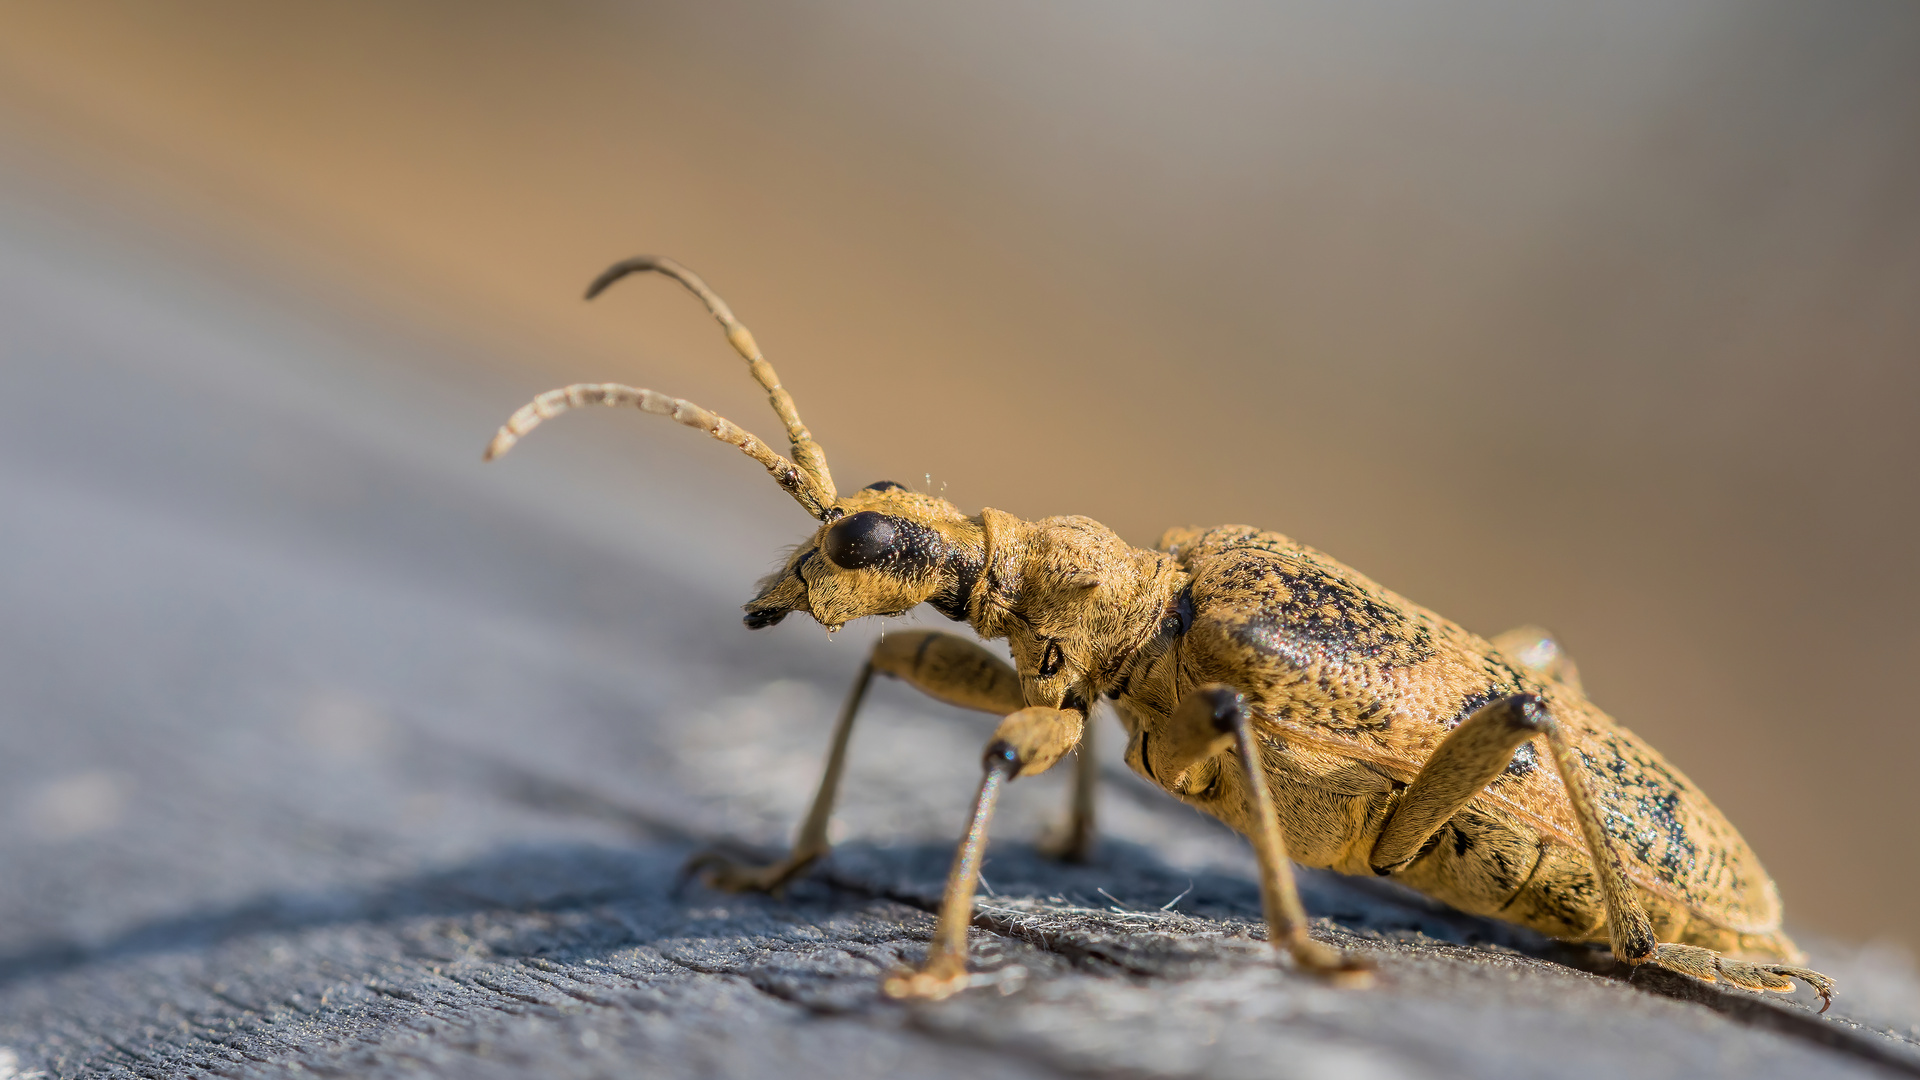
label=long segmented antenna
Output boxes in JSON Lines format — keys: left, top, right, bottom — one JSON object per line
{"left": 586, "top": 256, "right": 837, "bottom": 508}
{"left": 484, "top": 383, "right": 829, "bottom": 519}
{"left": 484, "top": 257, "right": 840, "bottom": 518}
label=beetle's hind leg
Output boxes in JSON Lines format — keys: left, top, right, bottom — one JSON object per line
{"left": 1160, "top": 685, "right": 1371, "bottom": 983}
{"left": 685, "top": 630, "right": 1027, "bottom": 893}
{"left": 1367, "top": 693, "right": 1833, "bottom": 1011}
{"left": 1530, "top": 703, "right": 1837, "bottom": 1011}
{"left": 1368, "top": 695, "right": 1549, "bottom": 876}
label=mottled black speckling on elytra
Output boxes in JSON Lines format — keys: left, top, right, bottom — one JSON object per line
{"left": 1217, "top": 555, "right": 1435, "bottom": 669}
{"left": 1505, "top": 742, "right": 1540, "bottom": 777}
{"left": 1447, "top": 665, "right": 1544, "bottom": 778}
{"left": 1584, "top": 737, "right": 1697, "bottom": 885}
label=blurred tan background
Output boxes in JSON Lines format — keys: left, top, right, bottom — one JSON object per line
{"left": 0, "top": 1, "right": 1914, "bottom": 949}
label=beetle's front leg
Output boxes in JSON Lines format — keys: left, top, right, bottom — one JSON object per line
{"left": 884, "top": 705, "right": 1084, "bottom": 1000}
{"left": 1161, "top": 685, "right": 1372, "bottom": 982}
{"left": 683, "top": 659, "right": 876, "bottom": 893}
{"left": 686, "top": 629, "right": 1023, "bottom": 893}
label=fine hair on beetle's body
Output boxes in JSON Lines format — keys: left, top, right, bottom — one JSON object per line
{"left": 485, "top": 255, "right": 1835, "bottom": 1009}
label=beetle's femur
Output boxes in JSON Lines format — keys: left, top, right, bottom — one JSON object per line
{"left": 483, "top": 256, "right": 838, "bottom": 519}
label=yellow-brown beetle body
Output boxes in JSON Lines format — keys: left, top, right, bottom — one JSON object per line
{"left": 486, "top": 256, "right": 1832, "bottom": 1009}
{"left": 1136, "top": 523, "right": 1792, "bottom": 961}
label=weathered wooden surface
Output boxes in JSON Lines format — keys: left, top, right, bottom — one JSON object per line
{"left": 2, "top": 194, "right": 1918, "bottom": 1080}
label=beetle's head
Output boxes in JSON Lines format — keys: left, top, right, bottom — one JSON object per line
{"left": 744, "top": 481, "right": 984, "bottom": 631}
{"left": 484, "top": 257, "right": 987, "bottom": 633}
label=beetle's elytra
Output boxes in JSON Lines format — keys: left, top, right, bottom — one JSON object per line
{"left": 485, "top": 256, "right": 1833, "bottom": 1009}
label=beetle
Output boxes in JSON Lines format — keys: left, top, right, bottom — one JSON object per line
{"left": 484, "top": 255, "right": 1834, "bottom": 1009}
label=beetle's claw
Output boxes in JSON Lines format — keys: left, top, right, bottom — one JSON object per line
{"left": 1764, "top": 965, "right": 1836, "bottom": 1013}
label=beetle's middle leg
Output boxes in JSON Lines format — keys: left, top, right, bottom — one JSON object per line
{"left": 1368, "top": 694, "right": 1834, "bottom": 1009}
{"left": 687, "top": 629, "right": 1029, "bottom": 892}
{"left": 1036, "top": 721, "right": 1098, "bottom": 862}
{"left": 1158, "top": 684, "right": 1372, "bottom": 981}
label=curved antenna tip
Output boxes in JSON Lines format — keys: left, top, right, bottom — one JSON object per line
{"left": 584, "top": 256, "right": 665, "bottom": 301}
{"left": 482, "top": 428, "right": 518, "bottom": 462}
{"left": 566, "top": 256, "right": 837, "bottom": 505}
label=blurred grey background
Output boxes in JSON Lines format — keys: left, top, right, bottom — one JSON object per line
{"left": 1, "top": 0, "right": 1915, "bottom": 959}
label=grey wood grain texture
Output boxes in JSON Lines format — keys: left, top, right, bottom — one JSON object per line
{"left": 1, "top": 193, "right": 1917, "bottom": 1080}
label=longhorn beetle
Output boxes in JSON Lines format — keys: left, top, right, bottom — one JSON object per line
{"left": 485, "top": 256, "right": 1834, "bottom": 1009}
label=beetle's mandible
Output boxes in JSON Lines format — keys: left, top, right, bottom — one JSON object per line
{"left": 484, "top": 256, "right": 1833, "bottom": 1010}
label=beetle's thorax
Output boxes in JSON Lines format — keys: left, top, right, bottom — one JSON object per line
{"left": 968, "top": 508, "right": 1180, "bottom": 708}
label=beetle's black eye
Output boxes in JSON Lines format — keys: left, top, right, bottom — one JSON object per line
{"left": 863, "top": 480, "right": 908, "bottom": 492}
{"left": 823, "top": 510, "right": 899, "bottom": 570}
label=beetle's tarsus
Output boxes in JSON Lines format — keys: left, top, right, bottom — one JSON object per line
{"left": 882, "top": 953, "right": 971, "bottom": 1001}
{"left": 1287, "top": 936, "right": 1375, "bottom": 986}
{"left": 680, "top": 848, "right": 820, "bottom": 895}
{"left": 1646, "top": 942, "right": 1834, "bottom": 1011}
